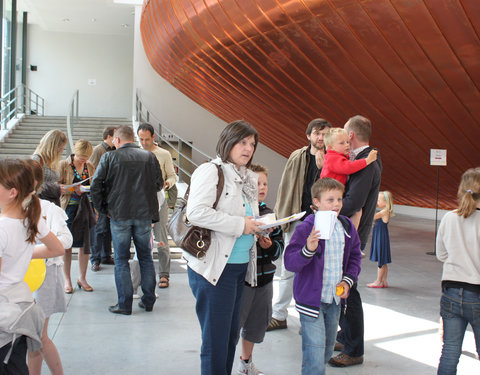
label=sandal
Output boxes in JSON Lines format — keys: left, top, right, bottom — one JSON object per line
{"left": 158, "top": 276, "right": 169, "bottom": 289}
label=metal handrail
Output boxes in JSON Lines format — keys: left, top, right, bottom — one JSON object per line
{"left": 135, "top": 91, "right": 213, "bottom": 182}
{"left": 0, "top": 84, "right": 44, "bottom": 130}
{"left": 66, "top": 90, "right": 79, "bottom": 154}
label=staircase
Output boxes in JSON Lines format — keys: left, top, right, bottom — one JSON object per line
{"left": 0, "top": 115, "right": 131, "bottom": 159}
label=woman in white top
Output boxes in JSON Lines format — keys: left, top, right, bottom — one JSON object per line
{"left": 436, "top": 167, "right": 480, "bottom": 374}
{"left": 186, "top": 120, "right": 263, "bottom": 375}
{"left": 0, "top": 159, "right": 64, "bottom": 375}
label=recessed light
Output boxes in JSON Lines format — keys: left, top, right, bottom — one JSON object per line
{"left": 62, "top": 18, "right": 70, "bottom": 22}
{"left": 121, "top": 23, "right": 129, "bottom": 28}
{"left": 91, "top": 18, "right": 97, "bottom": 22}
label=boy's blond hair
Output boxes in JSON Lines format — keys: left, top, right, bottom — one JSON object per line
{"left": 323, "top": 128, "right": 347, "bottom": 148}
{"left": 311, "top": 177, "right": 344, "bottom": 201}
{"left": 250, "top": 164, "right": 268, "bottom": 176}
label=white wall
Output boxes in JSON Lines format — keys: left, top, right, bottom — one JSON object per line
{"left": 26, "top": 24, "right": 133, "bottom": 118}
{"left": 132, "top": 7, "right": 287, "bottom": 208}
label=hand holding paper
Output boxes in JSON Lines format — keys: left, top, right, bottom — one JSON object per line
{"left": 306, "top": 227, "right": 321, "bottom": 251}
{"left": 314, "top": 211, "right": 337, "bottom": 240}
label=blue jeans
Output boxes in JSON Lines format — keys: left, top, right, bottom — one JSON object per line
{"left": 438, "top": 287, "right": 480, "bottom": 375}
{"left": 188, "top": 263, "right": 248, "bottom": 375}
{"left": 300, "top": 302, "right": 341, "bottom": 375}
{"left": 90, "top": 213, "right": 112, "bottom": 264}
{"left": 110, "top": 219, "right": 156, "bottom": 310}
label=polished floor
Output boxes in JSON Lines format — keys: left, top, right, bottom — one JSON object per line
{"left": 45, "top": 214, "right": 479, "bottom": 375}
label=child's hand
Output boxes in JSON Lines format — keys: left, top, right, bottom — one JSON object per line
{"left": 258, "top": 236, "right": 272, "bottom": 249}
{"left": 366, "top": 149, "right": 378, "bottom": 165}
{"left": 336, "top": 281, "right": 350, "bottom": 299}
{"left": 315, "top": 149, "right": 325, "bottom": 169}
{"left": 306, "top": 227, "right": 321, "bottom": 251}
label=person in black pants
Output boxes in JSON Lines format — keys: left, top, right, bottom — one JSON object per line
{"left": 329, "top": 115, "right": 382, "bottom": 367}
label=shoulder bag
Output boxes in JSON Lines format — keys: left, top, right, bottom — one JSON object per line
{"left": 167, "top": 163, "right": 224, "bottom": 259}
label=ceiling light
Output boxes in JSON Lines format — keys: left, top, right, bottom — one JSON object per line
{"left": 121, "top": 24, "right": 129, "bottom": 28}
{"left": 91, "top": 18, "right": 96, "bottom": 22}
{"left": 62, "top": 18, "right": 70, "bottom": 22}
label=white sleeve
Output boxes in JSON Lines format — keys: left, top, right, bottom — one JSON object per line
{"left": 48, "top": 205, "right": 73, "bottom": 249}
{"left": 0, "top": 227, "right": 6, "bottom": 257}
{"left": 36, "top": 217, "right": 50, "bottom": 240}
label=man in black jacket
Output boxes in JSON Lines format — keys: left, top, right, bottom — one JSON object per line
{"left": 91, "top": 125, "right": 163, "bottom": 315}
{"left": 329, "top": 115, "right": 382, "bottom": 367}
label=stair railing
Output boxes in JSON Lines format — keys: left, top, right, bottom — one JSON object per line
{"left": 135, "top": 91, "right": 213, "bottom": 183}
{"left": 0, "top": 84, "right": 44, "bottom": 130}
{"left": 66, "top": 90, "right": 79, "bottom": 155}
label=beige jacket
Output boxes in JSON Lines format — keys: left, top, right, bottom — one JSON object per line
{"left": 151, "top": 145, "right": 177, "bottom": 188}
{"left": 274, "top": 146, "right": 310, "bottom": 232}
{"left": 58, "top": 155, "right": 96, "bottom": 210}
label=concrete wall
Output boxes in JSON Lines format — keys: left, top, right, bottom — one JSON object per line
{"left": 26, "top": 24, "right": 133, "bottom": 118}
{"left": 132, "top": 7, "right": 287, "bottom": 208}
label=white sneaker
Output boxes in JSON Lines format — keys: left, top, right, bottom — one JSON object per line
{"left": 132, "top": 294, "right": 140, "bottom": 299}
{"left": 237, "top": 357, "right": 264, "bottom": 375}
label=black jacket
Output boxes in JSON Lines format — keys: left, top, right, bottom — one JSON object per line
{"left": 90, "top": 143, "right": 163, "bottom": 222}
{"left": 340, "top": 147, "right": 382, "bottom": 246}
{"left": 249, "top": 202, "right": 284, "bottom": 288}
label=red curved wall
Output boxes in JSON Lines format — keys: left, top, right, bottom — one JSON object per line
{"left": 141, "top": 0, "right": 480, "bottom": 209}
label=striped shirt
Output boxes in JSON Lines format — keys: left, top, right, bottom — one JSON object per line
{"left": 321, "top": 219, "right": 345, "bottom": 305}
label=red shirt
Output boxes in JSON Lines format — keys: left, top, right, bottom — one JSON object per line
{"left": 320, "top": 150, "right": 367, "bottom": 185}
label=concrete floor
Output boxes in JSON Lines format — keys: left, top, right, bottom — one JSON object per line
{"left": 45, "top": 214, "right": 479, "bottom": 374}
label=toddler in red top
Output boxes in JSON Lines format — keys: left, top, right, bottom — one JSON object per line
{"left": 320, "top": 128, "right": 377, "bottom": 185}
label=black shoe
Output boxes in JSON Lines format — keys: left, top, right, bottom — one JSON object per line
{"left": 102, "top": 258, "right": 115, "bottom": 265}
{"left": 91, "top": 262, "right": 100, "bottom": 272}
{"left": 108, "top": 304, "right": 131, "bottom": 315}
{"left": 138, "top": 301, "right": 153, "bottom": 312}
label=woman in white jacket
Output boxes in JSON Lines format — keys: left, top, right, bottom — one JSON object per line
{"left": 436, "top": 167, "right": 480, "bottom": 374}
{"left": 186, "top": 120, "right": 263, "bottom": 375}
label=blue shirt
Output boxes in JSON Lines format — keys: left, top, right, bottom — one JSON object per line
{"left": 321, "top": 219, "right": 345, "bottom": 305}
{"left": 228, "top": 197, "right": 254, "bottom": 264}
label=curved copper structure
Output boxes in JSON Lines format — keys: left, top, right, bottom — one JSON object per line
{"left": 141, "top": 0, "right": 480, "bottom": 209}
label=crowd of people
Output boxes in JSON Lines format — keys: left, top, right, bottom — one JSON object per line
{"left": 0, "top": 116, "right": 478, "bottom": 375}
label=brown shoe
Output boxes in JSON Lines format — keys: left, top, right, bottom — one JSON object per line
{"left": 266, "top": 318, "right": 287, "bottom": 331}
{"left": 334, "top": 342, "right": 345, "bottom": 351}
{"left": 328, "top": 353, "right": 363, "bottom": 367}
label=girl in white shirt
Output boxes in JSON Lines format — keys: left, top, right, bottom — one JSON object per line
{"left": 0, "top": 159, "right": 64, "bottom": 375}
{"left": 436, "top": 167, "right": 480, "bottom": 374}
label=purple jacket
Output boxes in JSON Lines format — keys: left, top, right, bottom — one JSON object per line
{"left": 284, "top": 214, "right": 362, "bottom": 318}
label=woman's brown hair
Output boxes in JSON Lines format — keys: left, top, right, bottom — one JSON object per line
{"left": 216, "top": 120, "right": 258, "bottom": 168}
{"left": 0, "top": 159, "right": 41, "bottom": 243}
{"left": 457, "top": 167, "right": 480, "bottom": 218}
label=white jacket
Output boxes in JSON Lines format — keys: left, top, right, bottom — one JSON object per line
{"left": 185, "top": 158, "right": 259, "bottom": 286}
{"left": 436, "top": 209, "right": 480, "bottom": 285}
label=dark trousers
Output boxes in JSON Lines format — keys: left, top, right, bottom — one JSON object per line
{"left": 0, "top": 336, "right": 28, "bottom": 375}
{"left": 336, "top": 284, "right": 364, "bottom": 357}
{"left": 188, "top": 263, "right": 248, "bottom": 375}
{"left": 90, "top": 213, "right": 112, "bottom": 264}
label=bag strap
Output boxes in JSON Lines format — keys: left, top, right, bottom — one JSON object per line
{"left": 184, "top": 162, "right": 224, "bottom": 206}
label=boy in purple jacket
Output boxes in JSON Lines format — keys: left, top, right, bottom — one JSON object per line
{"left": 284, "top": 177, "right": 362, "bottom": 375}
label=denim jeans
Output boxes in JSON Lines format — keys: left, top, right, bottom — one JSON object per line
{"left": 90, "top": 213, "right": 112, "bottom": 264}
{"left": 300, "top": 302, "right": 341, "bottom": 375}
{"left": 110, "top": 219, "right": 156, "bottom": 310}
{"left": 188, "top": 263, "right": 248, "bottom": 375}
{"left": 438, "top": 287, "right": 480, "bottom": 375}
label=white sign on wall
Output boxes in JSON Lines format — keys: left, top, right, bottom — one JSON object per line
{"left": 430, "top": 149, "right": 447, "bottom": 166}
{"left": 88, "top": 79, "right": 96, "bottom": 86}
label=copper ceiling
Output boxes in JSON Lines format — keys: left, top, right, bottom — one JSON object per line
{"left": 141, "top": 0, "right": 480, "bottom": 209}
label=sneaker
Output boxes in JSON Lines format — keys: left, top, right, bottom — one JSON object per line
{"left": 361, "top": 251, "right": 366, "bottom": 258}
{"left": 133, "top": 294, "right": 141, "bottom": 299}
{"left": 328, "top": 353, "right": 364, "bottom": 367}
{"left": 237, "top": 357, "right": 264, "bottom": 375}
{"left": 266, "top": 317, "right": 287, "bottom": 331}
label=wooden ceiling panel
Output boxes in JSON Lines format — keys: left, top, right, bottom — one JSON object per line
{"left": 141, "top": 0, "right": 480, "bottom": 209}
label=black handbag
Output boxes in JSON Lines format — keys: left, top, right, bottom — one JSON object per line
{"left": 167, "top": 163, "right": 224, "bottom": 259}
